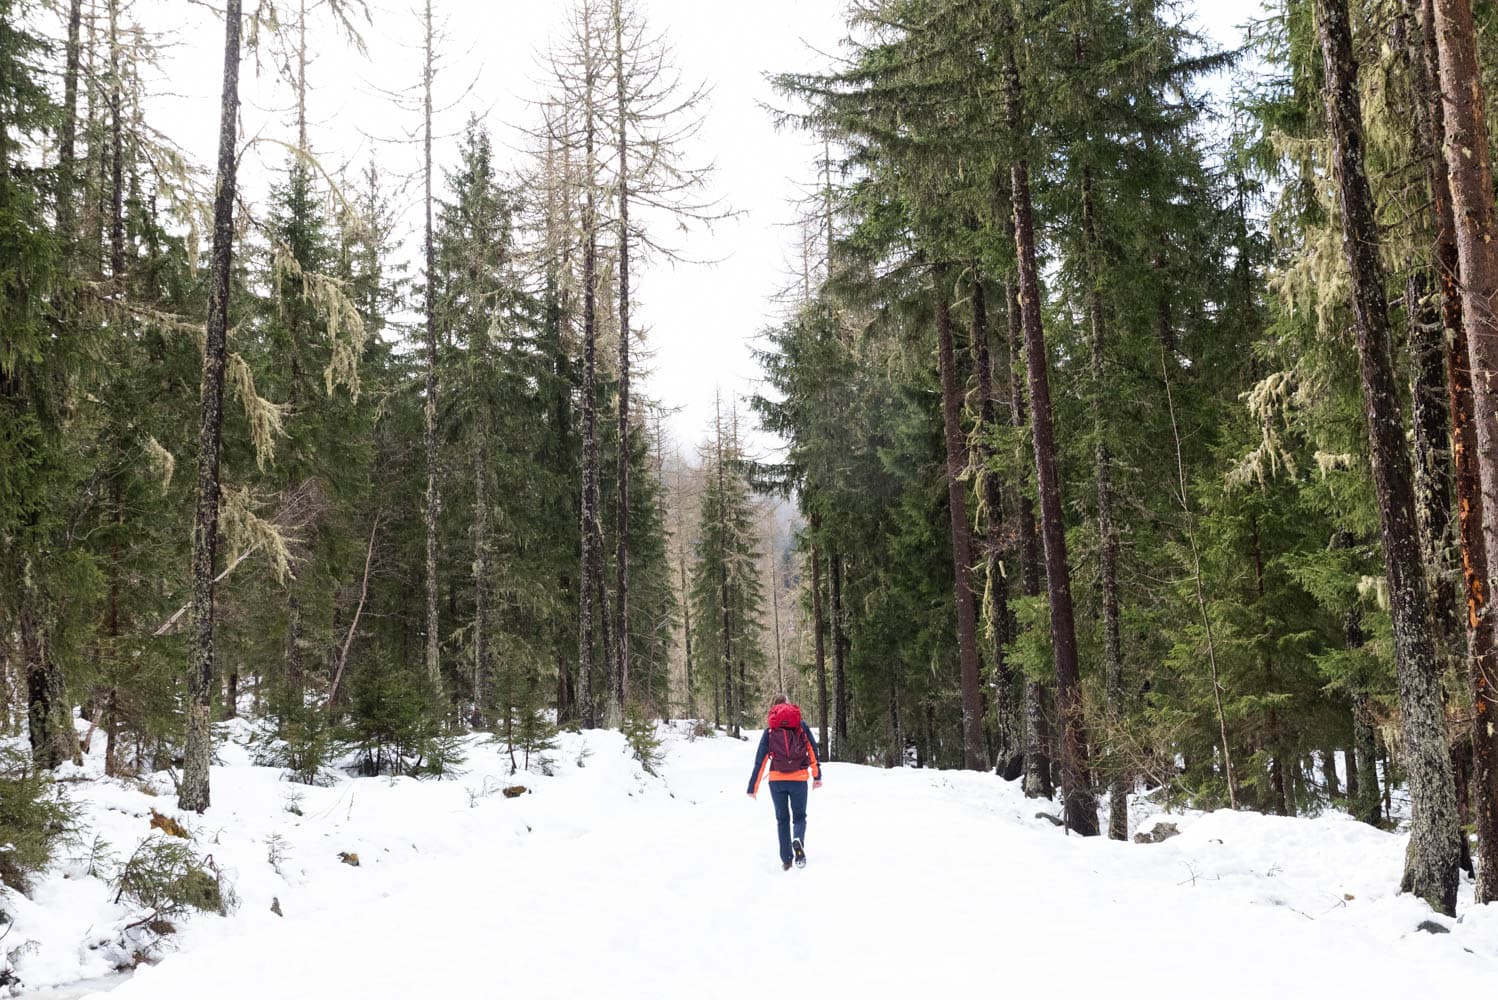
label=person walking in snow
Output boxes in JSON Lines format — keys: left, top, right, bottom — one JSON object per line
{"left": 747, "top": 694, "right": 823, "bottom": 870}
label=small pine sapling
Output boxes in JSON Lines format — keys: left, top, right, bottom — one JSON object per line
{"left": 622, "top": 712, "right": 664, "bottom": 777}
{"left": 0, "top": 747, "right": 75, "bottom": 893}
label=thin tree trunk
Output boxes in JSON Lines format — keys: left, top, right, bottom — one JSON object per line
{"left": 179, "top": 0, "right": 242, "bottom": 814}
{"left": 1322, "top": 746, "right": 1341, "bottom": 799}
{"left": 771, "top": 541, "right": 785, "bottom": 694}
{"left": 1251, "top": 516, "right": 1289, "bottom": 816}
{"left": 1318, "top": 0, "right": 1460, "bottom": 914}
{"left": 1345, "top": 607, "right": 1383, "bottom": 824}
{"left": 1429, "top": 0, "right": 1498, "bottom": 905}
{"left": 421, "top": 0, "right": 441, "bottom": 690}
{"left": 285, "top": 593, "right": 303, "bottom": 705}
{"left": 57, "top": 0, "right": 84, "bottom": 245}
{"left": 1003, "top": 273, "right": 1050, "bottom": 797}
{"left": 473, "top": 437, "right": 491, "bottom": 721}
{"left": 579, "top": 16, "right": 602, "bottom": 730}
{"left": 1081, "top": 172, "right": 1127, "bottom": 839}
{"left": 107, "top": 0, "right": 124, "bottom": 282}
{"left": 612, "top": 0, "right": 631, "bottom": 722}
{"left": 971, "top": 278, "right": 1018, "bottom": 771}
{"left": 716, "top": 402, "right": 733, "bottom": 736}
{"left": 812, "top": 535, "right": 829, "bottom": 753}
{"left": 932, "top": 265, "right": 987, "bottom": 772}
{"left": 328, "top": 516, "right": 379, "bottom": 708}
{"left": 1005, "top": 33, "right": 1097, "bottom": 832}
{"left": 831, "top": 550, "right": 847, "bottom": 759}
{"left": 680, "top": 529, "right": 693, "bottom": 719}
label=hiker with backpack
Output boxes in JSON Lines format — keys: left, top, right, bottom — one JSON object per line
{"left": 746, "top": 694, "right": 823, "bottom": 870}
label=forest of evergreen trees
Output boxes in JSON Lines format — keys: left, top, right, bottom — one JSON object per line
{"left": 7, "top": 0, "right": 1498, "bottom": 921}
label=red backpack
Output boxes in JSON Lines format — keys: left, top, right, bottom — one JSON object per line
{"left": 766, "top": 703, "right": 810, "bottom": 772}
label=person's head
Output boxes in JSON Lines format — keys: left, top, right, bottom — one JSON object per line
{"left": 771, "top": 693, "right": 788, "bottom": 707}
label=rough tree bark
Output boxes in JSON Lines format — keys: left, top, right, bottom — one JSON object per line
{"left": 611, "top": 0, "right": 632, "bottom": 722}
{"left": 578, "top": 10, "right": 602, "bottom": 729}
{"left": 1317, "top": 0, "right": 1460, "bottom": 914}
{"left": 472, "top": 435, "right": 491, "bottom": 720}
{"left": 421, "top": 0, "right": 441, "bottom": 690}
{"left": 1429, "top": 0, "right": 1498, "bottom": 905}
{"left": 1398, "top": 2, "right": 1463, "bottom": 677}
{"left": 832, "top": 550, "right": 847, "bottom": 759}
{"left": 1005, "top": 33, "right": 1098, "bottom": 833}
{"left": 179, "top": 0, "right": 242, "bottom": 814}
{"left": 932, "top": 265, "right": 988, "bottom": 771}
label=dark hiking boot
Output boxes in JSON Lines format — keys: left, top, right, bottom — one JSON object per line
{"left": 782, "top": 861, "right": 792, "bottom": 870}
{"left": 792, "top": 838, "right": 806, "bottom": 868}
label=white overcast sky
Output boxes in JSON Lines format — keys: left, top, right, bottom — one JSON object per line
{"left": 137, "top": 0, "right": 1262, "bottom": 459}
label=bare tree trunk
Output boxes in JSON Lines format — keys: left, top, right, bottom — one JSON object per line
{"left": 107, "top": 0, "right": 124, "bottom": 282}
{"left": 473, "top": 436, "right": 491, "bottom": 721}
{"left": 1252, "top": 516, "right": 1288, "bottom": 816}
{"left": 285, "top": 593, "right": 303, "bottom": 704}
{"left": 421, "top": 0, "right": 441, "bottom": 691}
{"left": 1002, "top": 273, "right": 1050, "bottom": 797}
{"left": 180, "top": 0, "right": 242, "bottom": 814}
{"left": 971, "top": 278, "right": 1018, "bottom": 771}
{"left": 1318, "top": 0, "right": 1460, "bottom": 914}
{"left": 578, "top": 13, "right": 602, "bottom": 730}
{"left": 1081, "top": 173, "right": 1127, "bottom": 839}
{"left": 1429, "top": 0, "right": 1498, "bottom": 905}
{"left": 683, "top": 529, "right": 692, "bottom": 718}
{"left": 932, "top": 265, "right": 988, "bottom": 771}
{"left": 611, "top": 0, "right": 632, "bottom": 722}
{"left": 57, "top": 0, "right": 84, "bottom": 244}
{"left": 831, "top": 550, "right": 847, "bottom": 759}
{"left": 771, "top": 538, "right": 785, "bottom": 695}
{"left": 1005, "top": 32, "right": 1097, "bottom": 832}
{"left": 328, "top": 516, "right": 379, "bottom": 708}
{"left": 812, "top": 531, "right": 829, "bottom": 753}
{"left": 714, "top": 400, "right": 734, "bottom": 735}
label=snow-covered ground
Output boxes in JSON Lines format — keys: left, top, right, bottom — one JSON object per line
{"left": 4, "top": 720, "right": 1496, "bottom": 999}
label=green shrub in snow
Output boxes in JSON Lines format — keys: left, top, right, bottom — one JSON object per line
{"left": 623, "top": 713, "right": 664, "bottom": 777}
{"left": 344, "top": 654, "right": 462, "bottom": 777}
{"left": 257, "top": 701, "right": 344, "bottom": 785}
{"left": 0, "top": 746, "right": 74, "bottom": 893}
{"left": 114, "top": 836, "right": 233, "bottom": 919}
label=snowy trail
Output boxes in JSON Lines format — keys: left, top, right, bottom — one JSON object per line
{"left": 35, "top": 728, "right": 1497, "bottom": 999}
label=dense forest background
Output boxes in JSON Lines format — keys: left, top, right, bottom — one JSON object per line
{"left": 6, "top": 0, "right": 1498, "bottom": 919}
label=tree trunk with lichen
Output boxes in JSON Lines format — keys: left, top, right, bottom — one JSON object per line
{"left": 1429, "top": 0, "right": 1498, "bottom": 905}
{"left": 180, "top": 0, "right": 242, "bottom": 814}
{"left": 1317, "top": 0, "right": 1460, "bottom": 914}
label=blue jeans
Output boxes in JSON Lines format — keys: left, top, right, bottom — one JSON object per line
{"left": 769, "top": 780, "right": 808, "bottom": 864}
